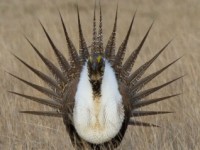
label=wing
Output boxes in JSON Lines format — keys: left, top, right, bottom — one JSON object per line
{"left": 61, "top": 77, "right": 89, "bottom": 148}
{"left": 100, "top": 82, "right": 132, "bottom": 149}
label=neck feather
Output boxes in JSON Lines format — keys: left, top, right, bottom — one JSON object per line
{"left": 73, "top": 60, "right": 124, "bottom": 144}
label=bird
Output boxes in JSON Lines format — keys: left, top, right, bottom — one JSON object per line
{"left": 8, "top": 2, "right": 182, "bottom": 150}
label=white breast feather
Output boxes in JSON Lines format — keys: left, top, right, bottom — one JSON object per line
{"left": 73, "top": 61, "right": 124, "bottom": 144}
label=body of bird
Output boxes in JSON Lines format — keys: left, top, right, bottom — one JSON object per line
{"left": 8, "top": 2, "right": 182, "bottom": 150}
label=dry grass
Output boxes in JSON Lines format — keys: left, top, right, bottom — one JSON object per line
{"left": 0, "top": 0, "right": 200, "bottom": 149}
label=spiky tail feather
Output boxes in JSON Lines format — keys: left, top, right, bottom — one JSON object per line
{"left": 8, "top": 3, "right": 182, "bottom": 149}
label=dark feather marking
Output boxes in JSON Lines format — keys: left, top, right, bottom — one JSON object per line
{"left": 12, "top": 54, "right": 61, "bottom": 91}
{"left": 24, "top": 37, "right": 67, "bottom": 84}
{"left": 114, "top": 11, "right": 136, "bottom": 69}
{"left": 132, "top": 94, "right": 180, "bottom": 109}
{"left": 39, "top": 20, "right": 70, "bottom": 74}
{"left": 132, "top": 76, "right": 183, "bottom": 100}
{"left": 9, "top": 91, "right": 62, "bottom": 108}
{"left": 129, "top": 119, "right": 159, "bottom": 127}
{"left": 131, "top": 110, "right": 173, "bottom": 117}
{"left": 123, "top": 22, "right": 154, "bottom": 75}
{"left": 105, "top": 5, "right": 118, "bottom": 62}
{"left": 97, "top": 2, "right": 103, "bottom": 54}
{"left": 20, "top": 111, "right": 63, "bottom": 117}
{"left": 76, "top": 5, "right": 89, "bottom": 63}
{"left": 91, "top": 1, "right": 97, "bottom": 55}
{"left": 129, "top": 40, "right": 172, "bottom": 85}
{"left": 131, "top": 57, "right": 181, "bottom": 92}
{"left": 8, "top": 72, "right": 61, "bottom": 99}
{"left": 59, "top": 11, "right": 80, "bottom": 68}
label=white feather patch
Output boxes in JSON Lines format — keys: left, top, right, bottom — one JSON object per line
{"left": 73, "top": 61, "right": 124, "bottom": 144}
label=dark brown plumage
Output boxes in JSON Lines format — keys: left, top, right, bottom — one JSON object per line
{"left": 8, "top": 2, "right": 182, "bottom": 150}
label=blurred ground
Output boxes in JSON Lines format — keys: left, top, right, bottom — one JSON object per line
{"left": 0, "top": 0, "right": 200, "bottom": 149}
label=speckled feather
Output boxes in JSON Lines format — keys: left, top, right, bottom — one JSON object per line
{"left": 9, "top": 2, "right": 182, "bottom": 150}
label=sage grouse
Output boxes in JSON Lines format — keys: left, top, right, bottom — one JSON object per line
{"left": 9, "top": 3, "right": 182, "bottom": 150}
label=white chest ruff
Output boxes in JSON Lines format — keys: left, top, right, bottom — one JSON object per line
{"left": 73, "top": 61, "right": 124, "bottom": 144}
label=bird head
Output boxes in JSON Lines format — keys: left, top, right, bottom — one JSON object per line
{"left": 87, "top": 53, "right": 105, "bottom": 82}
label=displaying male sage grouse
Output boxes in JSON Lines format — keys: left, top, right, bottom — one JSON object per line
{"left": 8, "top": 3, "right": 182, "bottom": 150}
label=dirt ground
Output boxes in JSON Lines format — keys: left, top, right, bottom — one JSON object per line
{"left": 0, "top": 0, "right": 200, "bottom": 149}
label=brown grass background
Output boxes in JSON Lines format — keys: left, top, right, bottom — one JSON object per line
{"left": 0, "top": 0, "right": 200, "bottom": 149}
